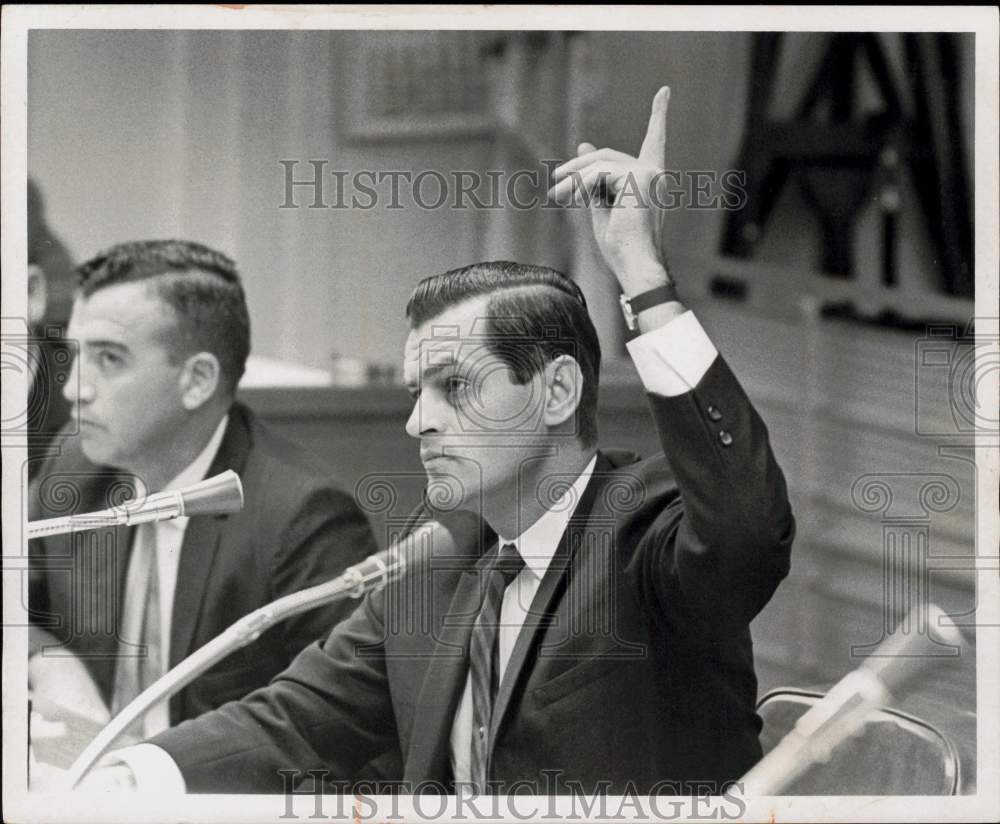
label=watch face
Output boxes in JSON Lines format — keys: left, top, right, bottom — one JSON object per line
{"left": 619, "top": 294, "right": 638, "bottom": 330}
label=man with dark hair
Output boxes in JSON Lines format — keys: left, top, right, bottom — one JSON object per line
{"left": 404, "top": 260, "right": 603, "bottom": 448}
{"left": 28, "top": 239, "right": 378, "bottom": 742}
{"left": 75, "top": 240, "right": 251, "bottom": 397}
{"left": 86, "top": 87, "right": 794, "bottom": 795}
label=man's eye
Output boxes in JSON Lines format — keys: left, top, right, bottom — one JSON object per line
{"left": 97, "top": 351, "right": 123, "bottom": 369}
{"left": 446, "top": 377, "right": 469, "bottom": 398}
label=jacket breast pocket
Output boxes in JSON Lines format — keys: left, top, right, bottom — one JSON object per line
{"left": 532, "top": 654, "right": 627, "bottom": 709}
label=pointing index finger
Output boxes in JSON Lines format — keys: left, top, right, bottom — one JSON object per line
{"left": 638, "top": 86, "right": 670, "bottom": 168}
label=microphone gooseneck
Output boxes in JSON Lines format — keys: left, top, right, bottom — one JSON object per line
{"left": 739, "top": 603, "right": 965, "bottom": 796}
{"left": 26, "top": 470, "right": 245, "bottom": 540}
{"left": 65, "top": 518, "right": 446, "bottom": 789}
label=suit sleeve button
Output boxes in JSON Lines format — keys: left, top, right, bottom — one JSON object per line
{"left": 719, "top": 430, "right": 733, "bottom": 446}
{"left": 707, "top": 405, "right": 722, "bottom": 421}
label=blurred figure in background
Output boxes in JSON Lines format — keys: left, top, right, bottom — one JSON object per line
{"left": 26, "top": 178, "right": 76, "bottom": 471}
{"left": 28, "top": 239, "right": 378, "bottom": 740}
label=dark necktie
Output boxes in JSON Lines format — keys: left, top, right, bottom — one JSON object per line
{"left": 469, "top": 542, "right": 525, "bottom": 793}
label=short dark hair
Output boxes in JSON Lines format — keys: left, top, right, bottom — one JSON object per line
{"left": 77, "top": 240, "right": 250, "bottom": 396}
{"left": 406, "top": 261, "right": 601, "bottom": 447}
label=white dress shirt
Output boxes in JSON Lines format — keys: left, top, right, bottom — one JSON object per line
{"left": 112, "top": 310, "right": 717, "bottom": 792}
{"left": 117, "top": 414, "right": 229, "bottom": 737}
{"left": 449, "top": 452, "right": 598, "bottom": 787}
{"left": 451, "top": 311, "right": 718, "bottom": 786}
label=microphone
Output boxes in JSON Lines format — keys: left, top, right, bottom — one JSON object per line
{"left": 27, "top": 470, "right": 244, "bottom": 539}
{"left": 65, "top": 513, "right": 477, "bottom": 788}
{"left": 739, "top": 603, "right": 966, "bottom": 795}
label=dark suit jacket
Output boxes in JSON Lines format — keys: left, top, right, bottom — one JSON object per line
{"left": 28, "top": 402, "right": 378, "bottom": 724}
{"left": 152, "top": 357, "right": 795, "bottom": 794}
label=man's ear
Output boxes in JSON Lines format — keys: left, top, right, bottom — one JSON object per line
{"left": 542, "top": 354, "right": 584, "bottom": 429}
{"left": 179, "top": 351, "right": 221, "bottom": 411}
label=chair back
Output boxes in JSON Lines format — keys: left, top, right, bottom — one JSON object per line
{"left": 756, "top": 688, "right": 961, "bottom": 794}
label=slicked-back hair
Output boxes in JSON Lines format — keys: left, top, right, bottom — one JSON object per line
{"left": 406, "top": 261, "right": 602, "bottom": 447}
{"left": 77, "top": 240, "right": 250, "bottom": 397}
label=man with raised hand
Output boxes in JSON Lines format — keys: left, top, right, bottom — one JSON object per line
{"left": 85, "top": 87, "right": 793, "bottom": 796}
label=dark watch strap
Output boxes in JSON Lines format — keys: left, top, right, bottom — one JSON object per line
{"left": 626, "top": 283, "right": 679, "bottom": 313}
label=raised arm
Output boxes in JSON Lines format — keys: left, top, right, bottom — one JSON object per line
{"left": 550, "top": 86, "right": 685, "bottom": 335}
{"left": 551, "top": 86, "right": 794, "bottom": 629}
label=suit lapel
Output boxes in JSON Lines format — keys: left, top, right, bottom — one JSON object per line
{"left": 168, "top": 405, "right": 252, "bottom": 667}
{"left": 489, "top": 452, "right": 614, "bottom": 742}
{"left": 168, "top": 514, "right": 224, "bottom": 667}
{"left": 76, "top": 471, "right": 139, "bottom": 703}
{"left": 86, "top": 521, "right": 134, "bottom": 705}
{"left": 402, "top": 542, "right": 495, "bottom": 785}
{"left": 401, "top": 451, "right": 625, "bottom": 780}
{"left": 113, "top": 522, "right": 135, "bottom": 612}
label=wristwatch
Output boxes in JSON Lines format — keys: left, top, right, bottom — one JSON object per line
{"left": 619, "top": 283, "right": 680, "bottom": 331}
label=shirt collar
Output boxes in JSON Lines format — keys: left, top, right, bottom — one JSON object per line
{"left": 496, "top": 453, "right": 598, "bottom": 582}
{"left": 143, "top": 414, "right": 229, "bottom": 529}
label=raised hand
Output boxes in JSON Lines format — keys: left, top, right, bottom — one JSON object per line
{"left": 549, "top": 86, "right": 672, "bottom": 293}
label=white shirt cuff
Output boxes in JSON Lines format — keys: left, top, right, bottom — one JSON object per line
{"left": 625, "top": 310, "right": 717, "bottom": 397}
{"left": 107, "top": 743, "right": 186, "bottom": 793}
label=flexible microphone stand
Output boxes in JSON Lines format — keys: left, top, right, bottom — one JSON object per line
{"left": 27, "top": 470, "right": 245, "bottom": 539}
{"left": 64, "top": 521, "right": 438, "bottom": 789}
{"left": 739, "top": 603, "right": 965, "bottom": 795}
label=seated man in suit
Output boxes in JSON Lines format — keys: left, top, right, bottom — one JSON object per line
{"left": 87, "top": 87, "right": 795, "bottom": 794}
{"left": 28, "top": 239, "right": 378, "bottom": 739}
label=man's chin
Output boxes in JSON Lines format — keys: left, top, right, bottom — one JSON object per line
{"left": 422, "top": 472, "right": 478, "bottom": 515}
{"left": 78, "top": 435, "right": 115, "bottom": 468}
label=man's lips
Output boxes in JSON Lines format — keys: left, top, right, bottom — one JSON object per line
{"left": 421, "top": 452, "right": 451, "bottom": 463}
{"left": 421, "top": 450, "right": 465, "bottom": 465}
{"left": 76, "top": 417, "right": 106, "bottom": 430}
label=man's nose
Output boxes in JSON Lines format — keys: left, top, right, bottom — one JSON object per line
{"left": 405, "top": 395, "right": 442, "bottom": 439}
{"left": 62, "top": 356, "right": 93, "bottom": 405}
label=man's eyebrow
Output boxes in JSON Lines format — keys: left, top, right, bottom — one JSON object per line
{"left": 82, "top": 339, "right": 130, "bottom": 353}
{"left": 404, "top": 361, "right": 456, "bottom": 391}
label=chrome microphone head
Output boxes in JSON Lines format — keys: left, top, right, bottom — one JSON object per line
{"left": 179, "top": 470, "right": 245, "bottom": 517}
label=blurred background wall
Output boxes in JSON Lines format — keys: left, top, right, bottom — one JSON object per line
{"left": 28, "top": 30, "right": 973, "bottom": 367}
{"left": 26, "top": 28, "right": 980, "bottom": 780}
